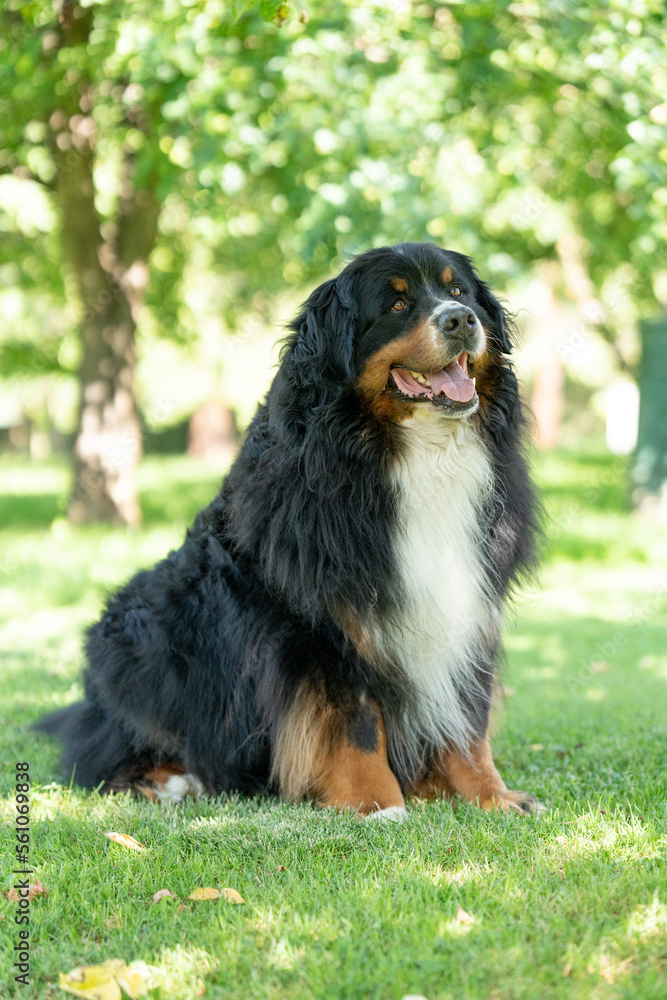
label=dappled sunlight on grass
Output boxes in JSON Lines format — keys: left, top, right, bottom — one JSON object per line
{"left": 2, "top": 447, "right": 667, "bottom": 999}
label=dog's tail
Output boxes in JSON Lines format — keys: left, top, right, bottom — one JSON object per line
{"left": 33, "top": 702, "right": 87, "bottom": 737}
{"left": 33, "top": 700, "right": 139, "bottom": 789}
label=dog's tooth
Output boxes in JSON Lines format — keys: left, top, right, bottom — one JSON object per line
{"left": 472, "top": 377, "right": 476, "bottom": 388}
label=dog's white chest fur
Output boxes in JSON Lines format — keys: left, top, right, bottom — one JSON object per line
{"left": 381, "top": 411, "right": 493, "bottom": 748}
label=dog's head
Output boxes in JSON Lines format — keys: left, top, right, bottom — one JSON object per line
{"left": 284, "top": 242, "right": 512, "bottom": 422}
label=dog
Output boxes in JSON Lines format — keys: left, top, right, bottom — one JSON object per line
{"left": 38, "top": 242, "right": 540, "bottom": 821}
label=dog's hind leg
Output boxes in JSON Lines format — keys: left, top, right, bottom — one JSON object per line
{"left": 272, "top": 683, "right": 406, "bottom": 820}
{"left": 34, "top": 700, "right": 200, "bottom": 801}
{"left": 135, "top": 764, "right": 205, "bottom": 803}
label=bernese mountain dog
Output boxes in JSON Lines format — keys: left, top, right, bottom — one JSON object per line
{"left": 38, "top": 242, "right": 541, "bottom": 821}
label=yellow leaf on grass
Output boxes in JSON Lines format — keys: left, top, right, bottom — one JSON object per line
{"left": 58, "top": 960, "right": 125, "bottom": 1000}
{"left": 189, "top": 887, "right": 221, "bottom": 901}
{"left": 151, "top": 889, "right": 176, "bottom": 903}
{"left": 455, "top": 906, "right": 475, "bottom": 925}
{"left": 116, "top": 960, "right": 151, "bottom": 998}
{"left": 222, "top": 888, "right": 245, "bottom": 904}
{"left": 58, "top": 960, "right": 151, "bottom": 999}
{"left": 105, "top": 832, "right": 146, "bottom": 852}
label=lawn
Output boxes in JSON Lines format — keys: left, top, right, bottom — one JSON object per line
{"left": 1, "top": 445, "right": 666, "bottom": 1000}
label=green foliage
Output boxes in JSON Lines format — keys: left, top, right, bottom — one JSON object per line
{"left": 1, "top": 1, "right": 666, "bottom": 408}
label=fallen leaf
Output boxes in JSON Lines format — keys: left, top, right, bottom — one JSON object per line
{"left": 455, "top": 906, "right": 475, "bottom": 925}
{"left": 188, "top": 887, "right": 221, "bottom": 901}
{"left": 530, "top": 743, "right": 544, "bottom": 752}
{"left": 221, "top": 887, "right": 245, "bottom": 904}
{"left": 105, "top": 832, "right": 146, "bottom": 852}
{"left": 6, "top": 879, "right": 48, "bottom": 902}
{"left": 58, "top": 960, "right": 125, "bottom": 1000}
{"left": 562, "top": 961, "right": 572, "bottom": 977}
{"left": 58, "top": 959, "right": 151, "bottom": 1000}
{"left": 176, "top": 904, "right": 190, "bottom": 912}
{"left": 276, "top": 865, "right": 287, "bottom": 872}
{"left": 151, "top": 889, "right": 176, "bottom": 904}
{"left": 115, "top": 961, "right": 151, "bottom": 998}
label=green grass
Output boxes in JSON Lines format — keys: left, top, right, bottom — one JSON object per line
{"left": 1, "top": 445, "right": 666, "bottom": 1000}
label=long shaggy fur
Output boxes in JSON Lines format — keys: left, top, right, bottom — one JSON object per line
{"left": 37, "top": 242, "right": 539, "bottom": 803}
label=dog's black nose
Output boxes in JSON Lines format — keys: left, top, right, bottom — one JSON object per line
{"left": 438, "top": 305, "right": 478, "bottom": 336}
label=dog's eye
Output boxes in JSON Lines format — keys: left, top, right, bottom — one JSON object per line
{"left": 451, "top": 286, "right": 462, "bottom": 297}
{"left": 391, "top": 299, "right": 407, "bottom": 312}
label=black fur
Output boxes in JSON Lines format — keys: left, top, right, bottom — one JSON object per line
{"left": 37, "top": 243, "right": 539, "bottom": 798}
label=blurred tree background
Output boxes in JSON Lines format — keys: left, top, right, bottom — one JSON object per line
{"left": 1, "top": 0, "right": 666, "bottom": 524}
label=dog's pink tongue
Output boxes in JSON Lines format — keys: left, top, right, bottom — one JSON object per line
{"left": 429, "top": 359, "right": 475, "bottom": 402}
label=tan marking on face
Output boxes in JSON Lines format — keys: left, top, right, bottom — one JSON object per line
{"left": 442, "top": 266, "right": 453, "bottom": 283}
{"left": 272, "top": 682, "right": 404, "bottom": 814}
{"left": 467, "top": 342, "right": 500, "bottom": 413}
{"left": 356, "top": 319, "right": 450, "bottom": 422}
{"left": 391, "top": 277, "right": 409, "bottom": 293}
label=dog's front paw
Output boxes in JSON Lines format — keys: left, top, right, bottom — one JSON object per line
{"left": 483, "top": 791, "right": 546, "bottom": 816}
{"left": 365, "top": 805, "right": 408, "bottom": 823}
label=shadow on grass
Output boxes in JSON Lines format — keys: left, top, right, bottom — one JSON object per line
{"left": 0, "top": 491, "right": 64, "bottom": 528}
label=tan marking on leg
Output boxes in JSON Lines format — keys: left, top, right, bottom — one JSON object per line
{"left": 137, "top": 762, "right": 204, "bottom": 803}
{"left": 408, "top": 737, "right": 539, "bottom": 814}
{"left": 407, "top": 764, "right": 456, "bottom": 801}
{"left": 272, "top": 682, "right": 405, "bottom": 815}
{"left": 337, "top": 605, "right": 385, "bottom": 668}
{"left": 271, "top": 681, "right": 333, "bottom": 802}
{"left": 316, "top": 709, "right": 405, "bottom": 815}
{"left": 441, "top": 738, "right": 512, "bottom": 809}
{"left": 142, "top": 763, "right": 186, "bottom": 785}
{"left": 136, "top": 784, "right": 158, "bottom": 801}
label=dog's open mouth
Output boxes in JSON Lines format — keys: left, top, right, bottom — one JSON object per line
{"left": 389, "top": 351, "right": 477, "bottom": 409}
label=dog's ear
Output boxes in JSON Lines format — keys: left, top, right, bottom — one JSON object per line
{"left": 475, "top": 279, "right": 513, "bottom": 354}
{"left": 286, "top": 277, "right": 357, "bottom": 388}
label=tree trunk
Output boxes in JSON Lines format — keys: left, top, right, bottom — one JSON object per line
{"left": 632, "top": 315, "right": 667, "bottom": 515}
{"left": 53, "top": 1, "right": 159, "bottom": 526}
{"left": 55, "top": 142, "right": 141, "bottom": 526}
{"left": 525, "top": 263, "right": 564, "bottom": 450}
